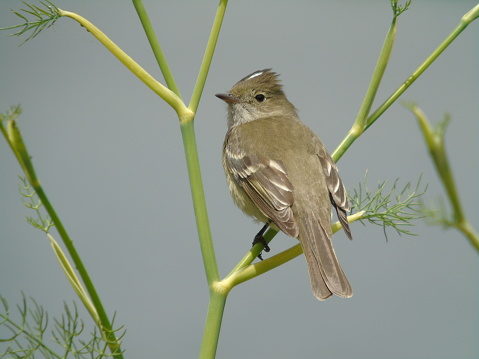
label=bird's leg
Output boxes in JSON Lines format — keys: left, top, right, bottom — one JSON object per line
{"left": 252, "top": 221, "right": 271, "bottom": 260}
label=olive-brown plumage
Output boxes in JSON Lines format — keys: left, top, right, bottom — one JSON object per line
{"left": 217, "top": 69, "right": 352, "bottom": 300}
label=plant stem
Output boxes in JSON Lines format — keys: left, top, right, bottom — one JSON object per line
{"left": 58, "top": 9, "right": 190, "bottom": 118}
{"left": 332, "top": 10, "right": 398, "bottom": 162}
{"left": 199, "top": 290, "right": 227, "bottom": 359}
{"left": 180, "top": 120, "right": 219, "bottom": 284}
{"left": 365, "top": 6, "right": 479, "bottom": 130}
{"left": 179, "top": 3, "right": 229, "bottom": 357}
{"left": 332, "top": 3, "right": 479, "bottom": 163}
{"left": 222, "top": 212, "right": 364, "bottom": 293}
{"left": 3, "top": 119, "right": 123, "bottom": 357}
{"left": 410, "top": 105, "right": 479, "bottom": 252}
{"left": 132, "top": 0, "right": 182, "bottom": 98}
{"left": 197, "top": 208, "right": 362, "bottom": 359}
{"left": 458, "top": 221, "right": 479, "bottom": 252}
{"left": 355, "top": 15, "right": 398, "bottom": 130}
{"left": 225, "top": 227, "right": 278, "bottom": 277}
{"left": 189, "top": 0, "right": 228, "bottom": 114}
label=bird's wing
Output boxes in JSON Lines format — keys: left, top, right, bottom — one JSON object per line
{"left": 226, "top": 153, "right": 299, "bottom": 237}
{"left": 317, "top": 148, "right": 352, "bottom": 240}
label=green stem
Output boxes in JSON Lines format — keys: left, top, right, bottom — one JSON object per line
{"left": 457, "top": 221, "right": 479, "bottom": 252}
{"left": 199, "top": 290, "right": 227, "bottom": 359}
{"left": 365, "top": 10, "right": 477, "bottom": 131}
{"left": 189, "top": 0, "right": 228, "bottom": 113}
{"left": 3, "top": 119, "right": 123, "bottom": 357}
{"left": 410, "top": 105, "right": 479, "bottom": 253}
{"left": 222, "top": 212, "right": 364, "bottom": 293}
{"left": 355, "top": 16, "right": 398, "bottom": 130}
{"left": 35, "top": 184, "right": 122, "bottom": 357}
{"left": 183, "top": 3, "right": 229, "bottom": 356}
{"left": 413, "top": 108, "right": 463, "bottom": 218}
{"left": 180, "top": 120, "right": 219, "bottom": 284}
{"left": 200, "top": 209, "right": 354, "bottom": 359}
{"left": 332, "top": 4, "right": 479, "bottom": 163}
{"left": 227, "top": 244, "right": 303, "bottom": 288}
{"left": 58, "top": 9, "right": 190, "bottom": 118}
{"left": 331, "top": 128, "right": 359, "bottom": 164}
{"left": 225, "top": 227, "right": 278, "bottom": 277}
{"left": 332, "top": 12, "right": 398, "bottom": 162}
{"left": 132, "top": 0, "right": 182, "bottom": 98}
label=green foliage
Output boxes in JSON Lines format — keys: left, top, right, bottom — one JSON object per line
{"left": 421, "top": 197, "right": 454, "bottom": 229}
{"left": 0, "top": 1, "right": 60, "bottom": 44}
{"left": 350, "top": 174, "right": 426, "bottom": 238}
{"left": 0, "top": 294, "right": 123, "bottom": 359}
{"left": 18, "top": 177, "right": 54, "bottom": 233}
{"left": 391, "top": 0, "right": 411, "bottom": 18}
{"left": 0, "top": 106, "right": 22, "bottom": 123}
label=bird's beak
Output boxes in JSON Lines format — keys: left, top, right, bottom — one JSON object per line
{"left": 215, "top": 93, "right": 241, "bottom": 104}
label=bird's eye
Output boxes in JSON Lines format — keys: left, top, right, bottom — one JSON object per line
{"left": 255, "top": 94, "right": 265, "bottom": 102}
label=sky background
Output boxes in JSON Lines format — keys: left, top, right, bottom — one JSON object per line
{"left": 1, "top": 1, "right": 478, "bottom": 358}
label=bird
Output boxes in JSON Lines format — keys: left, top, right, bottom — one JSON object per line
{"left": 216, "top": 69, "right": 353, "bottom": 300}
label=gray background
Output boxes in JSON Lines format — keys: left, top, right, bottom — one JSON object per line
{"left": 1, "top": 1, "right": 478, "bottom": 358}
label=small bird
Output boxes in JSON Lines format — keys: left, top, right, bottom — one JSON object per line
{"left": 216, "top": 69, "right": 353, "bottom": 300}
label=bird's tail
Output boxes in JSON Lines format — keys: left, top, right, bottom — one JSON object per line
{"left": 298, "top": 209, "right": 353, "bottom": 300}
